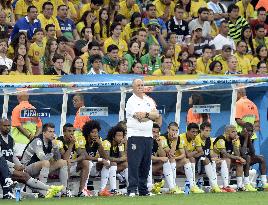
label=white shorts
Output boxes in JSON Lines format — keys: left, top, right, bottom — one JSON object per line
{"left": 14, "top": 143, "right": 27, "bottom": 157}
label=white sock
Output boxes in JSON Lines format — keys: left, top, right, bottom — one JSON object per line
{"left": 244, "top": 176, "right": 250, "bottom": 185}
{"left": 261, "top": 175, "right": 267, "bottom": 185}
{"left": 221, "top": 160, "right": 229, "bottom": 187}
{"left": 100, "top": 166, "right": 110, "bottom": 191}
{"left": 147, "top": 162, "right": 153, "bottom": 190}
{"left": 85, "top": 161, "right": 93, "bottom": 188}
{"left": 211, "top": 161, "right": 218, "bottom": 182}
{"left": 170, "top": 162, "right": 177, "bottom": 186}
{"left": 249, "top": 169, "right": 257, "bottom": 184}
{"left": 205, "top": 163, "right": 217, "bottom": 187}
{"left": 184, "top": 162, "right": 194, "bottom": 188}
{"left": 163, "top": 162, "right": 175, "bottom": 189}
{"left": 109, "top": 166, "right": 117, "bottom": 190}
{"left": 237, "top": 177, "right": 243, "bottom": 188}
{"left": 191, "top": 163, "right": 196, "bottom": 184}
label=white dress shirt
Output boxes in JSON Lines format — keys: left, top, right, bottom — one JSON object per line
{"left": 125, "top": 94, "right": 156, "bottom": 138}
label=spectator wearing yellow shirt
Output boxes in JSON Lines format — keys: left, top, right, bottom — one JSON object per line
{"left": 208, "top": 9, "right": 218, "bottom": 38}
{"left": 61, "top": 0, "right": 77, "bottom": 21}
{"left": 234, "top": 41, "right": 252, "bottom": 74}
{"left": 163, "top": 44, "right": 180, "bottom": 73}
{"left": 37, "top": 2, "right": 62, "bottom": 37}
{"left": 0, "top": 1, "right": 15, "bottom": 27}
{"left": 240, "top": 26, "right": 255, "bottom": 61}
{"left": 190, "top": 0, "right": 207, "bottom": 18}
{"left": 118, "top": 0, "right": 140, "bottom": 20}
{"left": 104, "top": 22, "right": 128, "bottom": 57}
{"left": 177, "top": 0, "right": 192, "bottom": 22}
{"left": 15, "top": 44, "right": 32, "bottom": 74}
{"left": 103, "top": 44, "right": 119, "bottom": 74}
{"left": 7, "top": 32, "right": 27, "bottom": 59}
{"left": 166, "top": 32, "right": 182, "bottom": 64}
{"left": 80, "top": 41, "right": 102, "bottom": 73}
{"left": 153, "top": 0, "right": 175, "bottom": 22}
{"left": 209, "top": 60, "right": 223, "bottom": 75}
{"left": 213, "top": 45, "right": 232, "bottom": 73}
{"left": 80, "top": 0, "right": 103, "bottom": 20}
{"left": 55, "top": 36, "right": 73, "bottom": 74}
{"left": 196, "top": 45, "right": 213, "bottom": 74}
{"left": 107, "top": 0, "right": 120, "bottom": 23}
{"left": 9, "top": 54, "right": 30, "bottom": 75}
{"left": 253, "top": 24, "right": 268, "bottom": 49}
{"left": 123, "top": 12, "right": 144, "bottom": 43}
{"left": 14, "top": 0, "right": 40, "bottom": 20}
{"left": 76, "top": 10, "right": 97, "bottom": 35}
{"left": 28, "top": 28, "right": 45, "bottom": 73}
{"left": 94, "top": 8, "right": 110, "bottom": 45}
{"left": 136, "top": 28, "right": 148, "bottom": 57}
{"left": 236, "top": 0, "right": 254, "bottom": 21}
{"left": 251, "top": 45, "right": 268, "bottom": 73}
{"left": 152, "top": 56, "right": 175, "bottom": 76}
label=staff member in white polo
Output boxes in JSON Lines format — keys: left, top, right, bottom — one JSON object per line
{"left": 125, "top": 79, "right": 160, "bottom": 196}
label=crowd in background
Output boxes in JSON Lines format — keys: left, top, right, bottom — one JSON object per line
{"left": 0, "top": 0, "right": 267, "bottom": 76}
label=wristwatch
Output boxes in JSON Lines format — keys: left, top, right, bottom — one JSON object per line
{"left": 145, "top": 112, "right": 150, "bottom": 118}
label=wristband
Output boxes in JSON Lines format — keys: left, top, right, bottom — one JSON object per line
{"left": 98, "top": 158, "right": 103, "bottom": 162}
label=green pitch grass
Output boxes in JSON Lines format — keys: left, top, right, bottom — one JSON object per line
{"left": 2, "top": 192, "right": 268, "bottom": 205}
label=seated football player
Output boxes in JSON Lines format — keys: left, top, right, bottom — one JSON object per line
{"left": 194, "top": 122, "right": 222, "bottom": 193}
{"left": 181, "top": 123, "right": 199, "bottom": 185}
{"left": 239, "top": 123, "right": 268, "bottom": 191}
{"left": 0, "top": 118, "right": 63, "bottom": 198}
{"left": 80, "top": 120, "right": 112, "bottom": 196}
{"left": 149, "top": 123, "right": 182, "bottom": 194}
{"left": 54, "top": 123, "right": 92, "bottom": 197}
{"left": 21, "top": 123, "right": 69, "bottom": 197}
{"left": 102, "top": 125, "right": 128, "bottom": 195}
{"left": 0, "top": 155, "right": 15, "bottom": 199}
{"left": 213, "top": 125, "right": 245, "bottom": 192}
{"left": 163, "top": 122, "right": 203, "bottom": 193}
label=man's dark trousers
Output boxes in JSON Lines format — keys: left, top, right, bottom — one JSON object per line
{"left": 127, "top": 136, "right": 153, "bottom": 195}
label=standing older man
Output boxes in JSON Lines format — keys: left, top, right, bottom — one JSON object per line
{"left": 125, "top": 79, "right": 160, "bottom": 196}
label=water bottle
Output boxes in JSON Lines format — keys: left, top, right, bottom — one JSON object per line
{"left": 197, "top": 177, "right": 204, "bottom": 189}
{"left": 184, "top": 180, "right": 190, "bottom": 195}
{"left": 15, "top": 184, "right": 21, "bottom": 202}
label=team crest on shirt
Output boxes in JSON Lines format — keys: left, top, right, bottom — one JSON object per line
{"left": 131, "top": 144, "right": 136, "bottom": 150}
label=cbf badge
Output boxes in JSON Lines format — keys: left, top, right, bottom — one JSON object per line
{"left": 131, "top": 144, "right": 136, "bottom": 150}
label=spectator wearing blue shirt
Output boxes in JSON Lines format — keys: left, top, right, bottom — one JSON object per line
{"left": 10, "top": 6, "right": 41, "bottom": 42}
{"left": 56, "top": 5, "right": 79, "bottom": 42}
{"left": 142, "top": 3, "right": 167, "bottom": 38}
